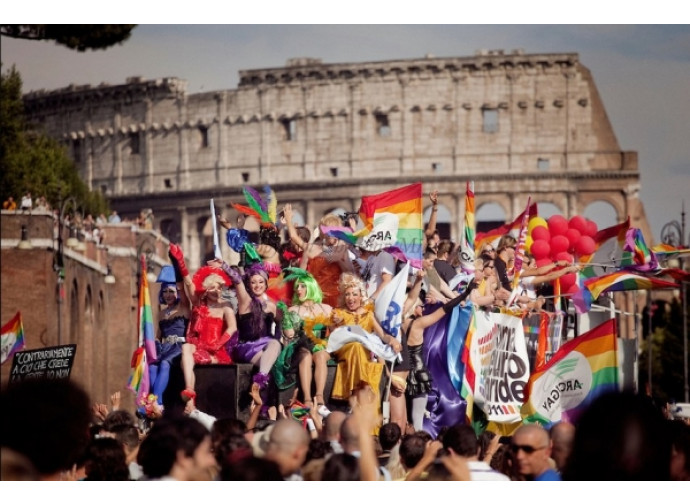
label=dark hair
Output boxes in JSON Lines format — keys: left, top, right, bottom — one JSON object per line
{"left": 321, "top": 453, "right": 360, "bottom": 481}
{"left": 478, "top": 430, "right": 497, "bottom": 461}
{"left": 214, "top": 433, "right": 251, "bottom": 467}
{"left": 306, "top": 438, "right": 333, "bottom": 463}
{"left": 259, "top": 226, "right": 281, "bottom": 251}
{"left": 110, "top": 424, "right": 140, "bottom": 451}
{"left": 220, "top": 455, "right": 282, "bottom": 481}
{"left": 399, "top": 434, "right": 427, "bottom": 469}
{"left": 103, "top": 410, "right": 136, "bottom": 431}
{"left": 563, "top": 392, "right": 671, "bottom": 481}
{"left": 669, "top": 419, "right": 690, "bottom": 476}
{"left": 84, "top": 437, "right": 130, "bottom": 481}
{"left": 379, "top": 422, "right": 402, "bottom": 451}
{"left": 137, "top": 416, "right": 209, "bottom": 479}
{"left": 442, "top": 424, "right": 478, "bottom": 457}
{"left": 0, "top": 379, "right": 91, "bottom": 476}
{"left": 423, "top": 248, "right": 437, "bottom": 259}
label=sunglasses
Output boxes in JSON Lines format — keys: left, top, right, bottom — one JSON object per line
{"left": 510, "top": 444, "right": 547, "bottom": 454}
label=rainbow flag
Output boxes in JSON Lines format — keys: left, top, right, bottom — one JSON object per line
{"left": 127, "top": 255, "right": 157, "bottom": 404}
{"left": 521, "top": 319, "right": 619, "bottom": 426}
{"left": 579, "top": 217, "right": 630, "bottom": 279}
{"left": 507, "top": 198, "right": 531, "bottom": 305}
{"left": 459, "top": 181, "right": 476, "bottom": 275}
{"left": 320, "top": 224, "right": 357, "bottom": 246}
{"left": 475, "top": 202, "right": 537, "bottom": 255}
{"left": 623, "top": 227, "right": 659, "bottom": 273}
{"left": 1, "top": 311, "right": 25, "bottom": 365}
{"left": 573, "top": 270, "right": 679, "bottom": 314}
{"left": 460, "top": 309, "right": 477, "bottom": 424}
{"left": 356, "top": 183, "right": 423, "bottom": 268}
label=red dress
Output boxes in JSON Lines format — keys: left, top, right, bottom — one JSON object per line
{"left": 307, "top": 256, "right": 342, "bottom": 307}
{"left": 185, "top": 305, "right": 233, "bottom": 364}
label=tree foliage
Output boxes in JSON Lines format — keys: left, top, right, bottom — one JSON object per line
{"left": 1, "top": 25, "right": 136, "bottom": 51}
{"left": 0, "top": 64, "right": 108, "bottom": 215}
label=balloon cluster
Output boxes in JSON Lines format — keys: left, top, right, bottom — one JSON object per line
{"left": 524, "top": 215, "right": 598, "bottom": 295}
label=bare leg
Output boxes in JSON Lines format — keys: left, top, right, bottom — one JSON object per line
{"left": 390, "top": 371, "right": 409, "bottom": 433}
{"left": 181, "top": 343, "right": 197, "bottom": 391}
{"left": 297, "top": 348, "right": 313, "bottom": 404}
{"left": 313, "top": 350, "right": 330, "bottom": 404}
{"left": 251, "top": 339, "right": 282, "bottom": 374}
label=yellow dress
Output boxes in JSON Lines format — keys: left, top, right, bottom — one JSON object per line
{"left": 330, "top": 303, "right": 385, "bottom": 401}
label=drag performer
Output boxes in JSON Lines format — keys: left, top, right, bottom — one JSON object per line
{"left": 329, "top": 273, "right": 402, "bottom": 404}
{"left": 143, "top": 265, "right": 192, "bottom": 416}
{"left": 169, "top": 244, "right": 237, "bottom": 402}
{"left": 218, "top": 260, "right": 282, "bottom": 413}
{"left": 276, "top": 268, "right": 332, "bottom": 412}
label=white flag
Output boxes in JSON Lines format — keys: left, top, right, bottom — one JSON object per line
{"left": 326, "top": 326, "right": 399, "bottom": 362}
{"left": 374, "top": 261, "right": 410, "bottom": 342}
{"left": 210, "top": 199, "right": 222, "bottom": 259}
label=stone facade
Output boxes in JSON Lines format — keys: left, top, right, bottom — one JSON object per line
{"left": 24, "top": 51, "right": 649, "bottom": 275}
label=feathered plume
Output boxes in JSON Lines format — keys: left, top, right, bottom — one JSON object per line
{"left": 231, "top": 186, "right": 276, "bottom": 227}
{"left": 265, "top": 185, "right": 278, "bottom": 224}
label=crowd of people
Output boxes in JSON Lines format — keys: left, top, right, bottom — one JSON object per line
{"left": 2, "top": 189, "right": 689, "bottom": 482}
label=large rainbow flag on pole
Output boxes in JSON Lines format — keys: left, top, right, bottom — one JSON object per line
{"left": 521, "top": 318, "right": 619, "bottom": 426}
{"left": 1, "top": 311, "right": 25, "bottom": 365}
{"left": 127, "top": 255, "right": 157, "bottom": 405}
{"left": 507, "top": 197, "right": 531, "bottom": 306}
{"left": 356, "top": 183, "right": 423, "bottom": 268}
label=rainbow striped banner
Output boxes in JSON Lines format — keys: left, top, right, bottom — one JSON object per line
{"left": 127, "top": 255, "right": 157, "bottom": 404}
{"left": 521, "top": 319, "right": 619, "bottom": 426}
{"left": 573, "top": 270, "right": 679, "bottom": 314}
{"left": 1, "top": 311, "right": 25, "bottom": 365}
{"left": 356, "top": 183, "right": 423, "bottom": 268}
{"left": 460, "top": 308, "right": 477, "bottom": 424}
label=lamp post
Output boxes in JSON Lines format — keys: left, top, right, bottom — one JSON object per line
{"left": 660, "top": 201, "right": 688, "bottom": 402}
{"left": 55, "top": 196, "right": 80, "bottom": 346}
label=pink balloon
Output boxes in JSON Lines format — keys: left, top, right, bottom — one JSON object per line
{"left": 559, "top": 272, "right": 577, "bottom": 291}
{"left": 550, "top": 235, "right": 569, "bottom": 255}
{"left": 565, "top": 228, "right": 581, "bottom": 250}
{"left": 531, "top": 239, "right": 551, "bottom": 260}
{"left": 536, "top": 258, "right": 552, "bottom": 268}
{"left": 583, "top": 219, "right": 598, "bottom": 238}
{"left": 531, "top": 226, "right": 550, "bottom": 242}
{"left": 568, "top": 215, "right": 587, "bottom": 234}
{"left": 574, "top": 235, "right": 596, "bottom": 257}
{"left": 555, "top": 252, "right": 574, "bottom": 264}
{"left": 548, "top": 215, "right": 569, "bottom": 237}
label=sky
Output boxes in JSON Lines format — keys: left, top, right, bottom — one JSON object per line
{"left": 2, "top": 19, "right": 689, "bottom": 243}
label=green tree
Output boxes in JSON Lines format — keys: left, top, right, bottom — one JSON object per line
{"left": 0, "top": 64, "right": 107, "bottom": 215}
{"left": 1, "top": 25, "right": 136, "bottom": 51}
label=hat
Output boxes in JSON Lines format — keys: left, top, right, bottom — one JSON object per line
{"left": 156, "top": 265, "right": 177, "bottom": 284}
{"left": 251, "top": 423, "right": 275, "bottom": 457}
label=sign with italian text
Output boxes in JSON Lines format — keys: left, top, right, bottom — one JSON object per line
{"left": 9, "top": 344, "right": 77, "bottom": 384}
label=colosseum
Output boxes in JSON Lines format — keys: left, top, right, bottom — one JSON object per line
{"left": 23, "top": 50, "right": 648, "bottom": 271}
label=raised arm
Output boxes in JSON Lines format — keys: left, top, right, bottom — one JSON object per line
{"left": 403, "top": 269, "right": 425, "bottom": 316}
{"left": 169, "top": 243, "right": 199, "bottom": 305}
{"left": 424, "top": 190, "right": 439, "bottom": 239}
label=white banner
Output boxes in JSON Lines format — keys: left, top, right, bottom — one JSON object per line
{"left": 468, "top": 311, "right": 530, "bottom": 423}
{"left": 326, "top": 326, "right": 398, "bottom": 362}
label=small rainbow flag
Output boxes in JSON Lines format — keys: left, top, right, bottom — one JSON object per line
{"left": 623, "top": 227, "right": 659, "bottom": 273}
{"left": 475, "top": 202, "right": 538, "bottom": 255}
{"left": 507, "top": 198, "right": 531, "bottom": 306}
{"left": 578, "top": 217, "right": 630, "bottom": 279}
{"left": 573, "top": 270, "right": 679, "bottom": 314}
{"left": 127, "top": 255, "right": 157, "bottom": 404}
{"left": 1, "top": 311, "right": 25, "bottom": 365}
{"left": 459, "top": 181, "right": 476, "bottom": 275}
{"left": 356, "top": 182, "right": 423, "bottom": 268}
{"left": 521, "top": 319, "right": 619, "bottom": 426}
{"left": 460, "top": 308, "right": 477, "bottom": 424}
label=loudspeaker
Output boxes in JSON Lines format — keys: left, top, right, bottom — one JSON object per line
{"left": 194, "top": 363, "right": 255, "bottom": 421}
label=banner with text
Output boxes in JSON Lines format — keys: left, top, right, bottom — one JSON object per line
{"left": 467, "top": 311, "right": 529, "bottom": 423}
{"left": 9, "top": 344, "right": 77, "bottom": 384}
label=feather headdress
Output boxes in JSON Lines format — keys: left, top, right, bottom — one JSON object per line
{"left": 230, "top": 185, "right": 278, "bottom": 227}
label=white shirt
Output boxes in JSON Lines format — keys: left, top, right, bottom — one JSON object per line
{"left": 364, "top": 250, "right": 396, "bottom": 298}
{"left": 468, "top": 460, "right": 510, "bottom": 481}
